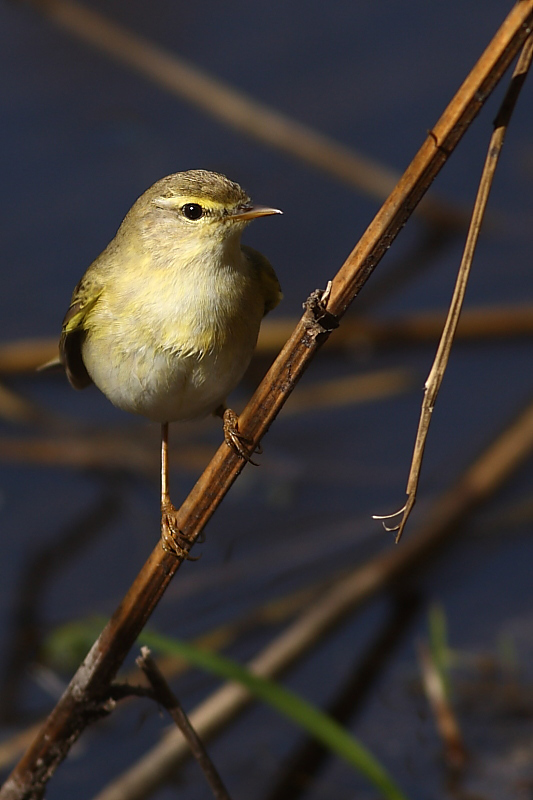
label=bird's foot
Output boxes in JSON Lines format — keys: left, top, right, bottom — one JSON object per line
{"left": 160, "top": 502, "right": 198, "bottom": 560}
{"left": 221, "top": 407, "right": 262, "bottom": 465}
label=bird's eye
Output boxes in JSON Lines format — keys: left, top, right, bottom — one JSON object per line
{"left": 181, "top": 203, "right": 204, "bottom": 220}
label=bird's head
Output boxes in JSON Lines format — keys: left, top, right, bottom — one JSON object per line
{"left": 126, "top": 170, "right": 281, "bottom": 256}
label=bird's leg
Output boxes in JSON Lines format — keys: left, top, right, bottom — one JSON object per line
{"left": 160, "top": 422, "right": 171, "bottom": 511}
{"left": 213, "top": 404, "right": 262, "bottom": 466}
{"left": 160, "top": 422, "right": 194, "bottom": 559}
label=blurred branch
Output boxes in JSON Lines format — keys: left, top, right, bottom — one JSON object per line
{"left": 262, "top": 592, "right": 421, "bottom": 800}
{"left": 375, "top": 34, "right": 533, "bottom": 542}
{"left": 0, "top": 432, "right": 210, "bottom": 474}
{"left": 21, "top": 0, "right": 467, "bottom": 231}
{"left": 0, "top": 339, "right": 58, "bottom": 375}
{"left": 92, "top": 396, "right": 533, "bottom": 800}
{"left": 279, "top": 368, "right": 412, "bottom": 415}
{"left": 0, "top": 727, "right": 42, "bottom": 776}
{"left": 256, "top": 304, "right": 533, "bottom": 354}
{"left": 2, "top": 301, "right": 533, "bottom": 378}
{"left": 418, "top": 641, "right": 467, "bottom": 771}
{"left": 3, "top": 4, "right": 533, "bottom": 797}
{"left": 0, "top": 384, "right": 42, "bottom": 425}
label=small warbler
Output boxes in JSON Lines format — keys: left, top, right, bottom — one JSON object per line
{"left": 59, "top": 170, "right": 282, "bottom": 553}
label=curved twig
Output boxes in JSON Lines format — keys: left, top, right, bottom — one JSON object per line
{"left": 375, "top": 34, "right": 533, "bottom": 542}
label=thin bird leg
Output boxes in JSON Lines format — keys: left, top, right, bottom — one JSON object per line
{"left": 213, "top": 404, "right": 262, "bottom": 465}
{"left": 160, "top": 422, "right": 195, "bottom": 559}
{"left": 160, "top": 421, "right": 170, "bottom": 510}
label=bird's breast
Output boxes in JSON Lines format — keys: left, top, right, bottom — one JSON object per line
{"left": 81, "top": 252, "right": 265, "bottom": 422}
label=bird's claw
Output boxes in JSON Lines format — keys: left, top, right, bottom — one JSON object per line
{"left": 222, "top": 408, "right": 261, "bottom": 465}
{"left": 160, "top": 503, "right": 199, "bottom": 560}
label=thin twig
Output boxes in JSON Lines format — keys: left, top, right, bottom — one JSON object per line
{"left": 0, "top": 580, "right": 326, "bottom": 772}
{"left": 2, "top": 6, "right": 532, "bottom": 798}
{"left": 107, "top": 683, "right": 156, "bottom": 703}
{"left": 374, "top": 35, "right": 533, "bottom": 542}
{"left": 92, "top": 397, "right": 533, "bottom": 800}
{"left": 136, "top": 648, "right": 232, "bottom": 800}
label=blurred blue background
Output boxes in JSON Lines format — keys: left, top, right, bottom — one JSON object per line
{"left": 0, "top": 2, "right": 533, "bottom": 798}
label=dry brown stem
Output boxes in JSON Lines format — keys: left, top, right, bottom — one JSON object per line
{"left": 2, "top": 4, "right": 533, "bottom": 798}
{"left": 375, "top": 34, "right": 533, "bottom": 542}
{"left": 0, "top": 581, "right": 323, "bottom": 772}
{"left": 93, "top": 397, "right": 533, "bottom": 800}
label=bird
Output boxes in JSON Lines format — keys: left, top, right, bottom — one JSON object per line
{"left": 58, "top": 169, "right": 282, "bottom": 555}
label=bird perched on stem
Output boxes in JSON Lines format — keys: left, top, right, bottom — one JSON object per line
{"left": 59, "top": 170, "right": 282, "bottom": 555}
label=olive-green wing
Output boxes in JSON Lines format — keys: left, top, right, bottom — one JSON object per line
{"left": 242, "top": 245, "right": 282, "bottom": 315}
{"left": 59, "top": 279, "right": 102, "bottom": 390}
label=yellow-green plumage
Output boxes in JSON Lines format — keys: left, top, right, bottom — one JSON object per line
{"left": 60, "top": 170, "right": 282, "bottom": 423}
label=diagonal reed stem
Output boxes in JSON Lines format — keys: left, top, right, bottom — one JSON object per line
{"left": 2, "top": 3, "right": 533, "bottom": 798}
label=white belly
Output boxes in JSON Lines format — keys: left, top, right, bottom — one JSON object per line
{"left": 82, "top": 335, "right": 257, "bottom": 423}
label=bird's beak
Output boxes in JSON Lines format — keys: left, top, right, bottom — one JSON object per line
{"left": 230, "top": 205, "right": 283, "bottom": 221}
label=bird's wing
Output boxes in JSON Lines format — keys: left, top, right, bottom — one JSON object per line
{"left": 241, "top": 245, "right": 282, "bottom": 315}
{"left": 59, "top": 278, "right": 103, "bottom": 389}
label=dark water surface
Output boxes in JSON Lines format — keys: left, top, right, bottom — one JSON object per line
{"left": 1, "top": 2, "right": 533, "bottom": 798}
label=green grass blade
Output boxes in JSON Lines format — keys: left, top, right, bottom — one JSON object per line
{"left": 140, "top": 629, "right": 409, "bottom": 800}
{"left": 428, "top": 603, "right": 451, "bottom": 698}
